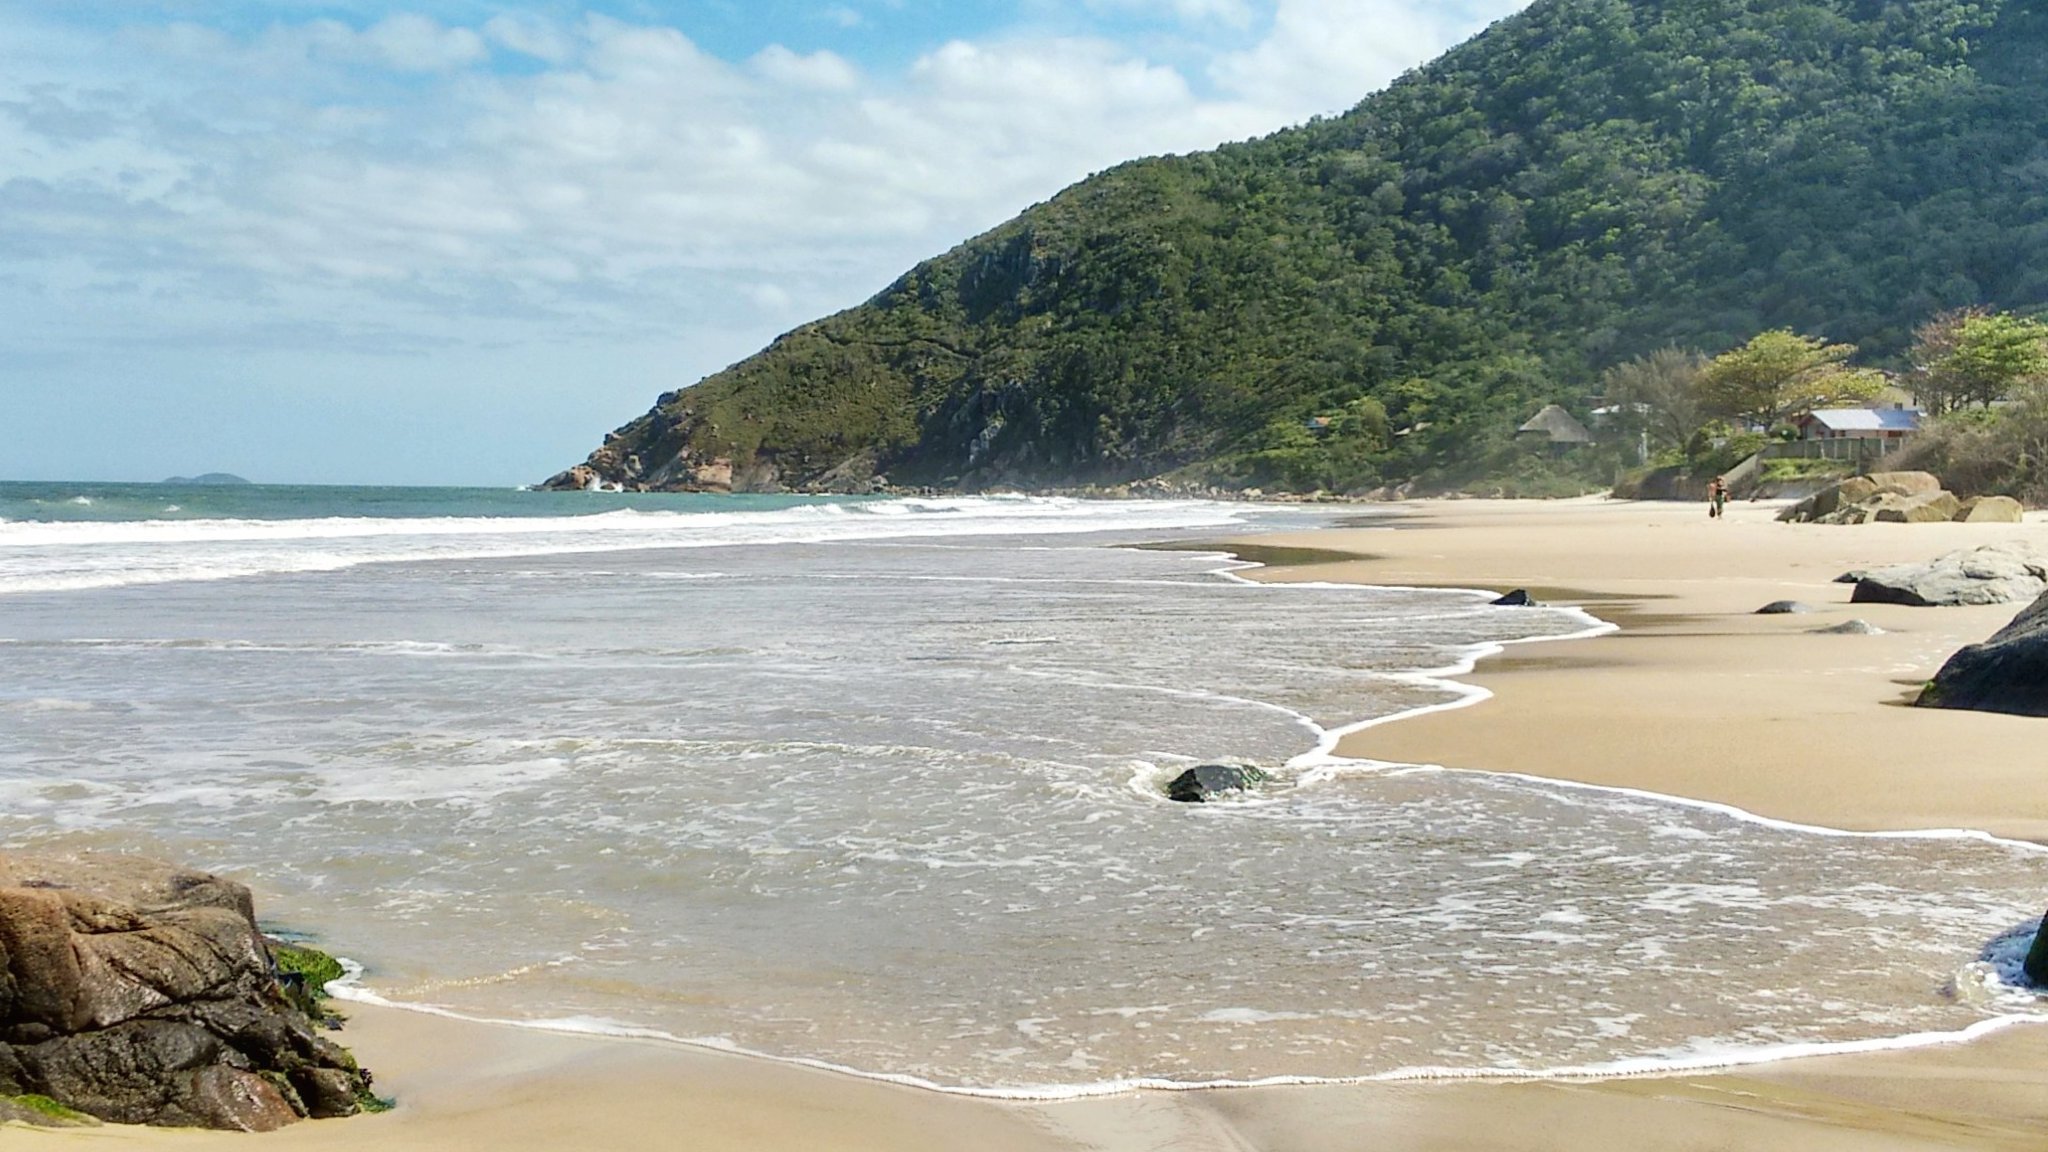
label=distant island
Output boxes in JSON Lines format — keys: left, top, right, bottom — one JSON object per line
{"left": 161, "top": 473, "right": 252, "bottom": 486}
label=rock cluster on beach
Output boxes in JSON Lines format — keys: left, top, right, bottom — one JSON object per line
{"left": 1918, "top": 589, "right": 2048, "bottom": 717}
{"left": 1778, "top": 472, "right": 2025, "bottom": 526}
{"left": 1845, "top": 543, "right": 2048, "bottom": 607}
{"left": 0, "top": 852, "right": 374, "bottom": 1131}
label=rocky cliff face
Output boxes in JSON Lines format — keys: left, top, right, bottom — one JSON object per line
{"left": 0, "top": 852, "right": 374, "bottom": 1131}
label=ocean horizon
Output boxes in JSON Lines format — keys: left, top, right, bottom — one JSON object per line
{"left": 3, "top": 483, "right": 2045, "bottom": 1097}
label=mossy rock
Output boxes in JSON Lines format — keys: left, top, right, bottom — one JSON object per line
{"left": 357, "top": 1087, "right": 395, "bottom": 1114}
{"left": 270, "top": 939, "right": 347, "bottom": 1020}
{"left": 0, "top": 1094, "right": 98, "bottom": 1127}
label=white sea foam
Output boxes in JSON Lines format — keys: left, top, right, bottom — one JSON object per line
{"left": 0, "top": 497, "right": 1263, "bottom": 595}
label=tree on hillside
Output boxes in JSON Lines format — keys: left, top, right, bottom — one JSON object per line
{"left": 1912, "top": 310, "right": 2048, "bottom": 413}
{"left": 1907, "top": 308, "right": 1989, "bottom": 415}
{"left": 1599, "top": 347, "right": 1707, "bottom": 457}
{"left": 1697, "top": 331, "right": 1885, "bottom": 430}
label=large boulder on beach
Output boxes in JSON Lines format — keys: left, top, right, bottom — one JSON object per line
{"left": 1167, "top": 764, "right": 1267, "bottom": 803}
{"left": 1864, "top": 471, "right": 1945, "bottom": 497}
{"left": 1827, "top": 475, "right": 1881, "bottom": 511}
{"left": 0, "top": 853, "right": 373, "bottom": 1130}
{"left": 1850, "top": 543, "right": 2048, "bottom": 607}
{"left": 1873, "top": 490, "right": 1962, "bottom": 524}
{"left": 1956, "top": 495, "right": 2026, "bottom": 524}
{"left": 1917, "top": 589, "right": 2048, "bottom": 716}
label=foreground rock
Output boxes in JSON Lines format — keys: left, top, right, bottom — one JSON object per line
{"left": 1917, "top": 589, "right": 2048, "bottom": 717}
{"left": 1778, "top": 471, "right": 2028, "bottom": 526}
{"left": 0, "top": 853, "right": 374, "bottom": 1131}
{"left": 1850, "top": 543, "right": 2048, "bottom": 608}
{"left": 1168, "top": 764, "right": 1268, "bottom": 803}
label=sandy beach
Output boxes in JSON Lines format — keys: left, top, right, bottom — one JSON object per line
{"left": 24, "top": 496, "right": 2048, "bottom": 1150}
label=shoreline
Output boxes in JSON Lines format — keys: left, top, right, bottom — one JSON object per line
{"left": 1227, "top": 497, "right": 2048, "bottom": 842}
{"left": 265, "top": 537, "right": 2044, "bottom": 1108}
{"left": 30, "top": 495, "right": 2048, "bottom": 1149}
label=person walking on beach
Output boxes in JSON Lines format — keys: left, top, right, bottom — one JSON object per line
{"left": 1707, "top": 476, "right": 1728, "bottom": 519}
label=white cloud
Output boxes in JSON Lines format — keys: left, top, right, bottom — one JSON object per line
{"left": 0, "top": 3, "right": 1533, "bottom": 391}
{"left": 358, "top": 14, "right": 488, "bottom": 72}
{"left": 750, "top": 45, "right": 861, "bottom": 92}
{"left": 1087, "top": 0, "right": 1258, "bottom": 28}
{"left": 241, "top": 14, "right": 490, "bottom": 74}
{"left": 1214, "top": 0, "right": 1455, "bottom": 118}
{"left": 483, "top": 13, "right": 574, "bottom": 63}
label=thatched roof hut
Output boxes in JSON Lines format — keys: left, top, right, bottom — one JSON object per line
{"left": 1516, "top": 404, "right": 1593, "bottom": 446}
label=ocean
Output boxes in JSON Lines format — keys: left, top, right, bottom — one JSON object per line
{"left": 2, "top": 481, "right": 2044, "bottom": 1097}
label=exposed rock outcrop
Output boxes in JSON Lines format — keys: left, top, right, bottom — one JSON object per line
{"left": 2027, "top": 911, "right": 2048, "bottom": 986}
{"left": 1850, "top": 543, "right": 2048, "bottom": 607}
{"left": 0, "top": 853, "right": 374, "bottom": 1131}
{"left": 1167, "top": 764, "right": 1268, "bottom": 803}
{"left": 1755, "top": 601, "right": 1815, "bottom": 615}
{"left": 1917, "top": 589, "right": 2048, "bottom": 716}
{"left": 1490, "top": 589, "right": 1537, "bottom": 607}
{"left": 1779, "top": 471, "right": 2029, "bottom": 526}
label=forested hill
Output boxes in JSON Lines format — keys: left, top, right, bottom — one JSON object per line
{"left": 550, "top": 0, "right": 2048, "bottom": 495}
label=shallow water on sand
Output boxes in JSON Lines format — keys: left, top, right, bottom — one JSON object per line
{"left": 2, "top": 493, "right": 2044, "bottom": 1094}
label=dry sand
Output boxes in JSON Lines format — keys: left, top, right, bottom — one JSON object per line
{"left": 1236, "top": 497, "right": 2048, "bottom": 841}
{"left": 24, "top": 497, "right": 2048, "bottom": 1150}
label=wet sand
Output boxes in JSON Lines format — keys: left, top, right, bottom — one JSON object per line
{"left": 31, "top": 496, "right": 2048, "bottom": 1150}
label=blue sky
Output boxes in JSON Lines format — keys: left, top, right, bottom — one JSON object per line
{"left": 0, "top": 0, "right": 1527, "bottom": 485}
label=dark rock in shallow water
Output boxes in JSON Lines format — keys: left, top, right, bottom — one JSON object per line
{"left": 1810, "top": 619, "right": 1884, "bottom": 635}
{"left": 1917, "top": 589, "right": 2048, "bottom": 717}
{"left": 1755, "top": 600, "right": 1815, "bottom": 615}
{"left": 2028, "top": 912, "right": 2048, "bottom": 986}
{"left": 0, "top": 852, "right": 374, "bottom": 1130}
{"left": 1167, "top": 764, "right": 1267, "bottom": 803}
{"left": 1490, "top": 589, "right": 1536, "bottom": 607}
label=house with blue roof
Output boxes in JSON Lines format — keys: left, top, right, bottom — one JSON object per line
{"left": 1795, "top": 407, "right": 1923, "bottom": 443}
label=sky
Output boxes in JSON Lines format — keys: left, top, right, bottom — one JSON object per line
{"left": 0, "top": 0, "right": 1530, "bottom": 486}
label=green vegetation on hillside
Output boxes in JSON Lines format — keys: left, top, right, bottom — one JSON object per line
{"left": 559, "top": 0, "right": 2048, "bottom": 495}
